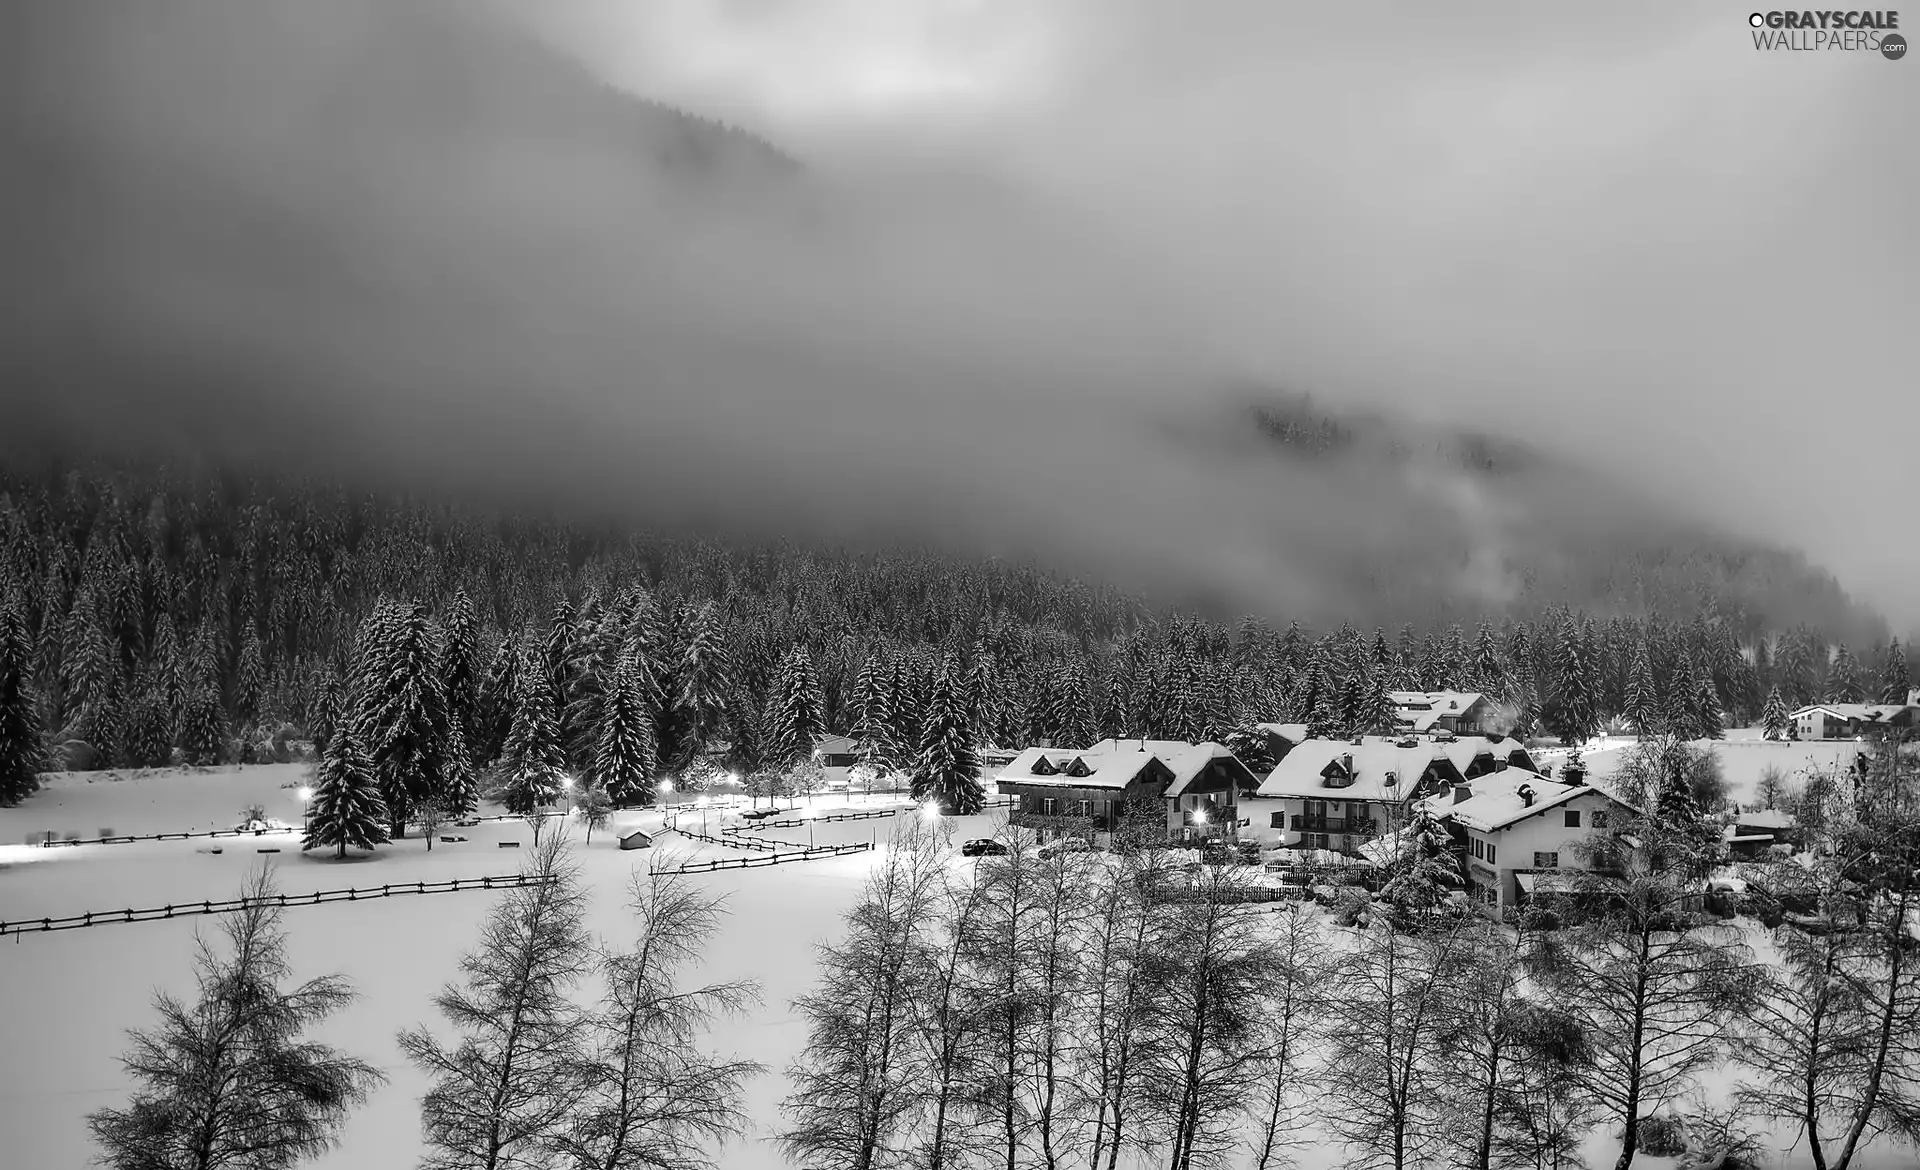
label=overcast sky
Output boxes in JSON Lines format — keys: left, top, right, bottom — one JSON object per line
{"left": 3, "top": 0, "right": 1913, "bottom": 630}
{"left": 523, "top": 0, "right": 1918, "bottom": 614}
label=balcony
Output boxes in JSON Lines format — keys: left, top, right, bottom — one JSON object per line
{"left": 1289, "top": 815, "right": 1375, "bottom": 835}
{"left": 1012, "top": 809, "right": 1103, "bottom": 834}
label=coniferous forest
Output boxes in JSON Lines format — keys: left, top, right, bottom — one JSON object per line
{"left": 0, "top": 463, "right": 1912, "bottom": 810}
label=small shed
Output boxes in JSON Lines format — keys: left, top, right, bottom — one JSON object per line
{"left": 618, "top": 830, "right": 654, "bottom": 851}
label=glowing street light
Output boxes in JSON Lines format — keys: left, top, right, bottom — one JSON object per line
{"left": 921, "top": 802, "right": 941, "bottom": 822}
{"left": 297, "top": 786, "right": 313, "bottom": 834}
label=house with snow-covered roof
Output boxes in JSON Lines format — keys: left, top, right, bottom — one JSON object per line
{"left": 1390, "top": 690, "right": 1496, "bottom": 735}
{"left": 1245, "top": 736, "right": 1470, "bottom": 857}
{"left": 1425, "top": 771, "right": 1640, "bottom": 909}
{"left": 996, "top": 739, "right": 1262, "bottom": 846}
{"left": 1788, "top": 697, "right": 1917, "bottom": 740}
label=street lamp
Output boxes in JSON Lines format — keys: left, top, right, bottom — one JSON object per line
{"left": 803, "top": 804, "right": 818, "bottom": 849}
{"left": 921, "top": 802, "right": 940, "bottom": 823}
{"left": 699, "top": 795, "right": 711, "bottom": 835}
{"left": 297, "top": 786, "right": 312, "bottom": 834}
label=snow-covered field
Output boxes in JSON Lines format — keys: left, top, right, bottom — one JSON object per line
{"left": 1542, "top": 730, "right": 1868, "bottom": 807}
{"left": 0, "top": 761, "right": 1911, "bottom": 1169}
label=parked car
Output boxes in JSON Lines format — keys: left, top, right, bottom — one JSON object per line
{"left": 1036, "top": 837, "right": 1092, "bottom": 858}
{"left": 961, "top": 838, "right": 1010, "bottom": 857}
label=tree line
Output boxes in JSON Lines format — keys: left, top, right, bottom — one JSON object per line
{"left": 0, "top": 466, "right": 1912, "bottom": 813}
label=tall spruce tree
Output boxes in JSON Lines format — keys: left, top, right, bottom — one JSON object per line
{"left": 1882, "top": 639, "right": 1912, "bottom": 704}
{"left": 1047, "top": 661, "right": 1097, "bottom": 749}
{"left": 1663, "top": 653, "right": 1702, "bottom": 742}
{"left": 0, "top": 598, "right": 44, "bottom": 805}
{"left": 1623, "top": 641, "right": 1659, "bottom": 740}
{"left": 1548, "top": 614, "right": 1598, "bottom": 746}
{"left": 303, "top": 724, "right": 390, "bottom": 858}
{"left": 1826, "top": 643, "right": 1864, "bottom": 703}
{"left": 439, "top": 589, "right": 481, "bottom": 768}
{"left": 501, "top": 646, "right": 568, "bottom": 818}
{"left": 1691, "top": 656, "right": 1725, "bottom": 741}
{"left": 352, "top": 599, "right": 452, "bottom": 837}
{"left": 911, "top": 655, "right": 984, "bottom": 814}
{"left": 587, "top": 654, "right": 657, "bottom": 806}
{"left": 1760, "top": 686, "right": 1791, "bottom": 741}
{"left": 764, "top": 645, "right": 825, "bottom": 770}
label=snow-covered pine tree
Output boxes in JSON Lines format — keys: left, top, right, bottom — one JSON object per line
{"left": 764, "top": 644, "right": 825, "bottom": 770}
{"left": 476, "top": 631, "right": 521, "bottom": 767}
{"left": 233, "top": 629, "right": 266, "bottom": 728}
{"left": 439, "top": 589, "right": 481, "bottom": 768}
{"left": 304, "top": 724, "right": 390, "bottom": 858}
{"left": 1826, "top": 643, "right": 1863, "bottom": 703}
{"left": 1356, "top": 668, "right": 1398, "bottom": 736}
{"left": 1379, "top": 802, "right": 1461, "bottom": 928}
{"left": 1047, "top": 661, "right": 1097, "bottom": 750}
{"left": 1337, "top": 667, "right": 1368, "bottom": 739}
{"left": 1761, "top": 686, "right": 1791, "bottom": 741}
{"left": 178, "top": 683, "right": 227, "bottom": 766}
{"left": 0, "top": 598, "right": 44, "bottom": 805}
{"left": 587, "top": 654, "right": 657, "bottom": 806}
{"left": 351, "top": 599, "right": 452, "bottom": 837}
{"left": 1623, "top": 640, "right": 1659, "bottom": 740}
{"left": 122, "top": 674, "right": 175, "bottom": 769}
{"left": 1548, "top": 613, "right": 1598, "bottom": 746}
{"left": 1663, "top": 653, "right": 1702, "bottom": 741}
{"left": 674, "top": 601, "right": 733, "bottom": 764}
{"left": 501, "top": 645, "right": 568, "bottom": 819}
{"left": 1691, "top": 656, "right": 1725, "bottom": 741}
{"left": 1882, "top": 639, "right": 1911, "bottom": 704}
{"left": 88, "top": 868, "right": 384, "bottom": 1168}
{"left": 912, "top": 655, "right": 984, "bottom": 814}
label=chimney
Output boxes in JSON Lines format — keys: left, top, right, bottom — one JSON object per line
{"left": 1342, "top": 752, "right": 1354, "bottom": 773}
{"left": 1452, "top": 783, "right": 1471, "bottom": 804}
{"left": 1517, "top": 784, "right": 1535, "bottom": 808}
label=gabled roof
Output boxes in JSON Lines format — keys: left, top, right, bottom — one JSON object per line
{"left": 997, "top": 745, "right": 1166, "bottom": 790}
{"left": 1157, "top": 743, "right": 1262, "bottom": 798}
{"left": 813, "top": 734, "right": 858, "bottom": 756}
{"left": 1257, "top": 737, "right": 1463, "bottom": 802}
{"left": 1434, "top": 735, "right": 1535, "bottom": 773}
{"left": 1389, "top": 690, "right": 1487, "bottom": 713}
{"left": 1434, "top": 772, "right": 1638, "bottom": 834}
{"left": 1255, "top": 722, "right": 1310, "bottom": 746}
{"left": 1789, "top": 702, "right": 1911, "bottom": 722}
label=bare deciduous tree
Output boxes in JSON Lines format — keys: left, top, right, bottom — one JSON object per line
{"left": 551, "top": 860, "right": 763, "bottom": 1170}
{"left": 778, "top": 821, "right": 950, "bottom": 1170}
{"left": 88, "top": 866, "right": 384, "bottom": 1170}
{"left": 400, "top": 832, "right": 591, "bottom": 1170}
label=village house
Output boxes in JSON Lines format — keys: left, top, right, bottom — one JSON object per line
{"left": 994, "top": 743, "right": 1175, "bottom": 843}
{"left": 994, "top": 739, "right": 1263, "bottom": 845}
{"left": 1433, "top": 734, "right": 1538, "bottom": 780}
{"left": 1788, "top": 693, "right": 1919, "bottom": 740}
{"left": 1246, "top": 737, "right": 1472, "bottom": 856}
{"left": 1390, "top": 690, "right": 1496, "bottom": 735}
{"left": 1429, "top": 771, "right": 1639, "bottom": 909}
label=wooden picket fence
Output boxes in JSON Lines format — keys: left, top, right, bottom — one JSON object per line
{"left": 1, "top": 874, "right": 554, "bottom": 940}
{"left": 669, "top": 841, "right": 874, "bottom": 873}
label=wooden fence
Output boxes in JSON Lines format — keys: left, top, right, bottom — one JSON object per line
{"left": 22, "top": 809, "right": 572, "bottom": 850}
{"left": 670, "top": 841, "right": 874, "bottom": 873}
{"left": 667, "top": 826, "right": 777, "bottom": 852}
{"left": 1, "top": 873, "right": 556, "bottom": 940}
{"left": 730, "top": 795, "right": 1018, "bottom": 833}
{"left": 1146, "top": 883, "right": 1310, "bottom": 907}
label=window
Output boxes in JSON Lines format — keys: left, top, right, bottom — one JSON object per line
{"left": 1533, "top": 851, "right": 1559, "bottom": 868}
{"left": 1271, "top": 811, "right": 1286, "bottom": 829}
{"left": 1472, "top": 838, "right": 1485, "bottom": 860}
{"left": 1073, "top": 800, "right": 1093, "bottom": 817}
{"left": 1486, "top": 843, "right": 1497, "bottom": 864}
{"left": 1042, "top": 798, "right": 1057, "bottom": 815}
{"left": 1564, "top": 810, "right": 1581, "bottom": 828}
{"left": 1306, "top": 833, "right": 1329, "bottom": 851}
{"left": 1593, "top": 811, "right": 1610, "bottom": 829}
